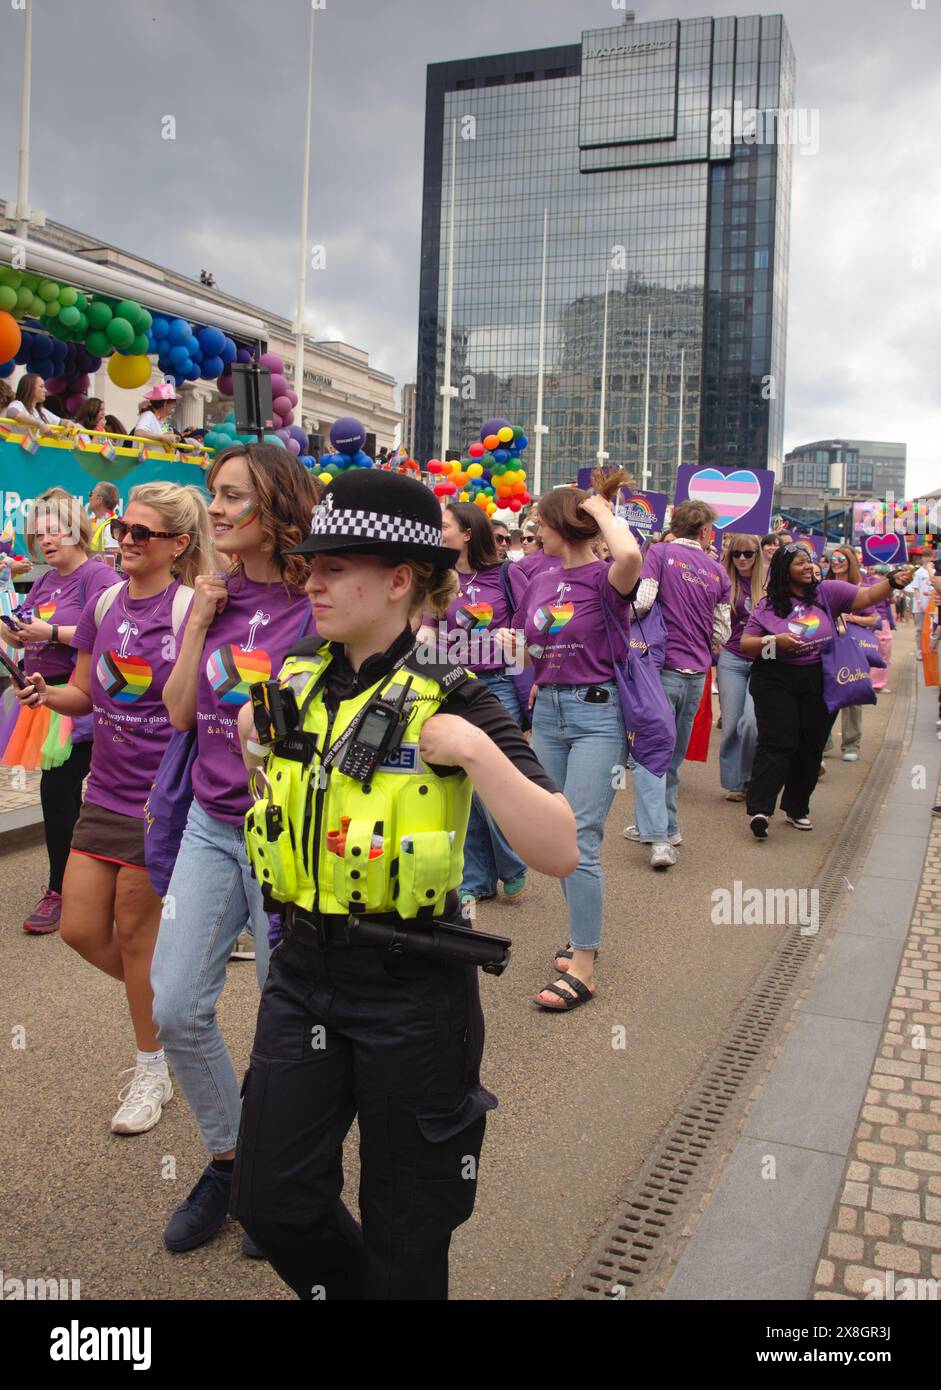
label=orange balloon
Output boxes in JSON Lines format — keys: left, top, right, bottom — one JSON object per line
{"left": 483, "top": 433, "right": 499, "bottom": 451}
{"left": 0, "top": 310, "right": 22, "bottom": 364}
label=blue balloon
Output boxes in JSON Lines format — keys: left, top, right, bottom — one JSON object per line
{"left": 352, "top": 450, "right": 373, "bottom": 468}
{"left": 31, "top": 335, "right": 53, "bottom": 357}
{"left": 517, "top": 434, "right": 529, "bottom": 450}
{"left": 172, "top": 372, "right": 187, "bottom": 388}
{"left": 169, "top": 345, "right": 191, "bottom": 370}
{"left": 152, "top": 317, "right": 170, "bottom": 339}
{"left": 14, "top": 342, "right": 30, "bottom": 364}
{"left": 198, "top": 325, "right": 226, "bottom": 357}
{"left": 219, "top": 336, "right": 237, "bottom": 365}
{"left": 168, "top": 318, "right": 191, "bottom": 346}
{"left": 299, "top": 454, "right": 314, "bottom": 467}
{"left": 0, "top": 358, "right": 15, "bottom": 377}
{"left": 200, "top": 355, "right": 224, "bottom": 379}
{"left": 185, "top": 364, "right": 201, "bottom": 382}
{"left": 493, "top": 449, "right": 508, "bottom": 463}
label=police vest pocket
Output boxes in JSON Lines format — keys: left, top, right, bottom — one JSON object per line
{"left": 396, "top": 830, "right": 453, "bottom": 918}
{"left": 330, "top": 817, "right": 390, "bottom": 912}
{"left": 245, "top": 800, "right": 298, "bottom": 903}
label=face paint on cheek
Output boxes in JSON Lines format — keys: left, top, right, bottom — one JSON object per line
{"left": 232, "top": 500, "right": 258, "bottom": 530}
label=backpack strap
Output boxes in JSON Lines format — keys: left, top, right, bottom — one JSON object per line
{"left": 93, "top": 582, "right": 124, "bottom": 627}
{"left": 171, "top": 585, "right": 194, "bottom": 636}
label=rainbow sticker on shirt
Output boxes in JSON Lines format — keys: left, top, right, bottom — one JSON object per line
{"left": 97, "top": 651, "right": 153, "bottom": 704}
{"left": 206, "top": 645, "right": 272, "bottom": 705}
{"left": 534, "top": 602, "right": 574, "bottom": 635}
{"left": 37, "top": 602, "right": 57, "bottom": 622}
{"left": 456, "top": 603, "right": 493, "bottom": 630}
{"left": 788, "top": 613, "right": 821, "bottom": 639}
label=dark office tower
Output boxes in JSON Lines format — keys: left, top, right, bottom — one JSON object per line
{"left": 416, "top": 14, "right": 795, "bottom": 493}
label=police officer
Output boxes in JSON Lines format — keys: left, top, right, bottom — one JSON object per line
{"left": 232, "top": 470, "right": 577, "bottom": 1300}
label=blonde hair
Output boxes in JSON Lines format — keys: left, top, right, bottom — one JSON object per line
{"left": 26, "top": 487, "right": 92, "bottom": 561}
{"left": 379, "top": 557, "right": 458, "bottom": 617}
{"left": 722, "top": 533, "right": 765, "bottom": 608}
{"left": 128, "top": 482, "right": 216, "bottom": 587}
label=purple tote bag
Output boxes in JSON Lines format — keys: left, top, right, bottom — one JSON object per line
{"left": 600, "top": 593, "right": 676, "bottom": 778}
{"left": 818, "top": 590, "right": 876, "bottom": 714}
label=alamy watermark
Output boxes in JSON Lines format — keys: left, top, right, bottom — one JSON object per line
{"left": 711, "top": 880, "right": 819, "bottom": 935}
{"left": 711, "top": 101, "right": 820, "bottom": 156}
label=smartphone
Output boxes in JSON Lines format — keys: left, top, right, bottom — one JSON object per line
{"left": 0, "top": 648, "right": 28, "bottom": 689}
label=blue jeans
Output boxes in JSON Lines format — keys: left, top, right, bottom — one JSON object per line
{"left": 151, "top": 798, "right": 271, "bottom": 1155}
{"left": 531, "top": 683, "right": 626, "bottom": 951}
{"left": 460, "top": 671, "right": 528, "bottom": 898}
{"left": 629, "top": 669, "right": 705, "bottom": 840}
{"left": 717, "top": 649, "right": 757, "bottom": 791}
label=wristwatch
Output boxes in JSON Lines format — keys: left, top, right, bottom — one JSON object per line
{"left": 50, "top": 625, "right": 59, "bottom": 644}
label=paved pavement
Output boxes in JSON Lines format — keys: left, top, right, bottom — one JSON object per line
{"left": 0, "top": 634, "right": 911, "bottom": 1301}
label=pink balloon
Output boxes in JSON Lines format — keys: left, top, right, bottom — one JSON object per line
{"left": 286, "top": 390, "right": 298, "bottom": 408}
{"left": 273, "top": 395, "right": 292, "bottom": 417}
{"left": 286, "top": 438, "right": 301, "bottom": 456}
{"left": 65, "top": 393, "right": 87, "bottom": 414}
{"left": 269, "top": 375, "right": 289, "bottom": 399}
{"left": 281, "top": 410, "right": 294, "bottom": 427}
{"left": 272, "top": 412, "right": 285, "bottom": 430}
{"left": 275, "top": 428, "right": 290, "bottom": 441}
{"left": 259, "top": 352, "right": 284, "bottom": 374}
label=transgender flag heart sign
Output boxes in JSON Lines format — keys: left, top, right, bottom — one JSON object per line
{"left": 675, "top": 465, "right": 775, "bottom": 536}
{"left": 861, "top": 533, "right": 908, "bottom": 566}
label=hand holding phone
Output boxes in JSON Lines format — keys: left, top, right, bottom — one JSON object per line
{"left": 0, "top": 648, "right": 28, "bottom": 689}
{"left": 15, "top": 670, "right": 47, "bottom": 707}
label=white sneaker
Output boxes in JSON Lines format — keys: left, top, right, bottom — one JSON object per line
{"left": 650, "top": 843, "right": 676, "bottom": 869}
{"left": 624, "top": 824, "right": 682, "bottom": 846}
{"left": 842, "top": 752, "right": 859, "bottom": 762}
{"left": 111, "top": 1067, "right": 173, "bottom": 1135}
{"left": 785, "top": 815, "right": 813, "bottom": 831}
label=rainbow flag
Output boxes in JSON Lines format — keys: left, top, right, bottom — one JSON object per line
{"left": 19, "top": 432, "right": 39, "bottom": 456}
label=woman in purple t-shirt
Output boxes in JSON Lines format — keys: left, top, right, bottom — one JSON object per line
{"left": 519, "top": 469, "right": 642, "bottom": 1011}
{"left": 18, "top": 483, "right": 213, "bottom": 1136}
{"left": 152, "top": 444, "right": 319, "bottom": 1257}
{"left": 717, "top": 534, "right": 764, "bottom": 800}
{"left": 824, "top": 546, "right": 879, "bottom": 762}
{"left": 740, "top": 544, "right": 912, "bottom": 838}
{"left": 436, "top": 502, "right": 529, "bottom": 909}
{"left": 0, "top": 489, "right": 115, "bottom": 932}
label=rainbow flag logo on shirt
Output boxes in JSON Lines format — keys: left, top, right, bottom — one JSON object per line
{"left": 456, "top": 603, "right": 493, "bottom": 630}
{"left": 97, "top": 651, "right": 153, "bottom": 704}
{"left": 37, "top": 602, "right": 57, "bottom": 622}
{"left": 534, "top": 602, "right": 574, "bottom": 635}
{"left": 788, "top": 613, "right": 821, "bottom": 639}
{"left": 206, "top": 645, "right": 272, "bottom": 705}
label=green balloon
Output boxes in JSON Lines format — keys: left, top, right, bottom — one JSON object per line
{"left": 16, "top": 286, "right": 33, "bottom": 310}
{"left": 59, "top": 287, "right": 78, "bottom": 307}
{"left": 87, "top": 302, "right": 113, "bottom": 330}
{"left": 137, "top": 309, "right": 153, "bottom": 333}
{"left": 28, "top": 295, "right": 45, "bottom": 317}
{"left": 73, "top": 312, "right": 88, "bottom": 336}
{"left": 59, "top": 305, "right": 81, "bottom": 328}
{"left": 106, "top": 317, "right": 134, "bottom": 349}
{"left": 130, "top": 333, "right": 150, "bottom": 356}
{"left": 0, "top": 286, "right": 17, "bottom": 311}
{"left": 74, "top": 292, "right": 87, "bottom": 310}
{"left": 0, "top": 267, "right": 20, "bottom": 288}
{"left": 38, "top": 280, "right": 60, "bottom": 303}
{"left": 115, "top": 299, "right": 141, "bottom": 326}
{"left": 44, "top": 299, "right": 61, "bottom": 317}
{"left": 19, "top": 272, "right": 39, "bottom": 290}
{"left": 86, "top": 330, "right": 111, "bottom": 356}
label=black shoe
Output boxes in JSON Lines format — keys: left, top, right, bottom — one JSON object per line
{"left": 242, "top": 1231, "right": 266, "bottom": 1259}
{"left": 750, "top": 814, "right": 769, "bottom": 840}
{"left": 163, "top": 1165, "right": 233, "bottom": 1253}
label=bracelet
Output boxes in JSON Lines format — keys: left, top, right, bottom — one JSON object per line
{"left": 246, "top": 739, "right": 270, "bottom": 759}
{"left": 50, "top": 625, "right": 59, "bottom": 644}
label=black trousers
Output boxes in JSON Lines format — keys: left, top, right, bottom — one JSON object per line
{"left": 230, "top": 932, "right": 496, "bottom": 1301}
{"left": 747, "top": 661, "right": 836, "bottom": 820}
{"left": 40, "top": 740, "right": 93, "bottom": 893}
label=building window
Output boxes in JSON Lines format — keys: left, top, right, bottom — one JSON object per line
{"left": 455, "top": 78, "right": 475, "bottom": 91}
{"left": 754, "top": 249, "right": 769, "bottom": 268}
{"left": 514, "top": 72, "right": 535, "bottom": 83}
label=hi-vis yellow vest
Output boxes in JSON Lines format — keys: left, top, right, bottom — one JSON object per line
{"left": 245, "top": 643, "right": 474, "bottom": 918}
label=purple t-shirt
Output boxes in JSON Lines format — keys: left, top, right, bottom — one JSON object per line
{"left": 641, "top": 542, "right": 731, "bottom": 671}
{"left": 507, "top": 546, "right": 560, "bottom": 609}
{"left": 725, "top": 587, "right": 755, "bottom": 661}
{"left": 438, "top": 565, "right": 513, "bottom": 673}
{"left": 743, "top": 579, "right": 859, "bottom": 666}
{"left": 517, "top": 561, "right": 630, "bottom": 687}
{"left": 23, "top": 559, "right": 116, "bottom": 680}
{"left": 73, "top": 579, "right": 192, "bottom": 819}
{"left": 191, "top": 577, "right": 315, "bottom": 823}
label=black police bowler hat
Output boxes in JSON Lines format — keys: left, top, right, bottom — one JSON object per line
{"left": 286, "top": 468, "right": 460, "bottom": 569}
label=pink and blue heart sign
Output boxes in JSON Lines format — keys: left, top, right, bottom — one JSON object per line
{"left": 674, "top": 465, "right": 775, "bottom": 537}
{"left": 861, "top": 532, "right": 908, "bottom": 566}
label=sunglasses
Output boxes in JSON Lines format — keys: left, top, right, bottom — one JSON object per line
{"left": 731, "top": 550, "right": 758, "bottom": 559}
{"left": 494, "top": 534, "right": 509, "bottom": 543}
{"left": 522, "top": 535, "right": 538, "bottom": 544}
{"left": 110, "top": 518, "right": 182, "bottom": 544}
{"left": 830, "top": 554, "right": 848, "bottom": 562}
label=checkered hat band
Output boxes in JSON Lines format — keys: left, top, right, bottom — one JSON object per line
{"left": 311, "top": 505, "right": 442, "bottom": 548}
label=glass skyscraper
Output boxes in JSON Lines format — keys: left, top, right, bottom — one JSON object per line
{"left": 416, "top": 13, "right": 795, "bottom": 493}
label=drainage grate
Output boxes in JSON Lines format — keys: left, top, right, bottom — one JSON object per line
{"left": 562, "top": 658, "right": 914, "bottom": 1300}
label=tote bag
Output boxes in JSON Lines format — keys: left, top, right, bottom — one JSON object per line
{"left": 818, "top": 590, "right": 876, "bottom": 714}
{"left": 600, "top": 593, "right": 675, "bottom": 778}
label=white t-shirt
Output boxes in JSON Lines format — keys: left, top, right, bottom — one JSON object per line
{"left": 133, "top": 410, "right": 169, "bottom": 437}
{"left": 5, "top": 399, "right": 60, "bottom": 425}
{"left": 909, "top": 567, "right": 935, "bottom": 612}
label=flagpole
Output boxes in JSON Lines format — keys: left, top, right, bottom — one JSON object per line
{"left": 642, "top": 313, "right": 651, "bottom": 490}
{"left": 294, "top": 4, "right": 315, "bottom": 402}
{"left": 15, "top": 0, "right": 33, "bottom": 240}
{"left": 597, "top": 268, "right": 610, "bottom": 467}
{"left": 676, "top": 346, "right": 685, "bottom": 470}
{"left": 533, "top": 207, "right": 549, "bottom": 496}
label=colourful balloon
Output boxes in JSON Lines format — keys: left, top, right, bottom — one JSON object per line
{"left": 0, "top": 311, "right": 21, "bottom": 362}
{"left": 108, "top": 353, "right": 152, "bottom": 390}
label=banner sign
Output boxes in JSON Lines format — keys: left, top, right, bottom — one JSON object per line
{"left": 861, "top": 532, "right": 908, "bottom": 566}
{"left": 793, "top": 533, "right": 825, "bottom": 559}
{"left": 577, "top": 470, "right": 668, "bottom": 543}
{"left": 674, "top": 465, "right": 775, "bottom": 538}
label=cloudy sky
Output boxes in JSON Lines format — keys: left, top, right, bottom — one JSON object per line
{"left": 0, "top": 0, "right": 938, "bottom": 491}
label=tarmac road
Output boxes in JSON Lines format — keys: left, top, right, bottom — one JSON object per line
{"left": 0, "top": 633, "right": 909, "bottom": 1301}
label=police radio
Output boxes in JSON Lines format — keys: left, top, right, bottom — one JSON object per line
{"left": 333, "top": 676, "right": 414, "bottom": 785}
{"left": 250, "top": 680, "right": 299, "bottom": 743}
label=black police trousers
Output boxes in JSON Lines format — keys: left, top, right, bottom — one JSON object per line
{"left": 230, "top": 931, "right": 497, "bottom": 1300}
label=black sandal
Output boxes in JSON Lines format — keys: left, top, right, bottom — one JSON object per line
{"left": 554, "top": 944, "right": 574, "bottom": 970}
{"left": 535, "top": 975, "right": 595, "bottom": 1011}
